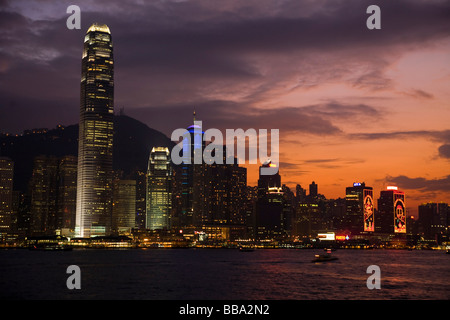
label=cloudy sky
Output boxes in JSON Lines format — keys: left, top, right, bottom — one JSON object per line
{"left": 1, "top": 0, "right": 449, "bottom": 215}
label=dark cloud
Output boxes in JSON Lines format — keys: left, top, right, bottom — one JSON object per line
{"left": 407, "top": 89, "right": 434, "bottom": 100}
{"left": 351, "top": 130, "right": 450, "bottom": 143}
{"left": 438, "top": 144, "right": 450, "bottom": 159}
{"left": 386, "top": 175, "right": 450, "bottom": 192}
{"left": 124, "top": 102, "right": 343, "bottom": 138}
{"left": 303, "top": 158, "right": 340, "bottom": 164}
{"left": 1, "top": 0, "right": 449, "bottom": 134}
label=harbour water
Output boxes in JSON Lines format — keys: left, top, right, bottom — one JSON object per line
{"left": 0, "top": 248, "right": 448, "bottom": 300}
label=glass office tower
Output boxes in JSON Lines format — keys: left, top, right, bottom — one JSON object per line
{"left": 146, "top": 147, "right": 172, "bottom": 230}
{"left": 75, "top": 23, "right": 114, "bottom": 237}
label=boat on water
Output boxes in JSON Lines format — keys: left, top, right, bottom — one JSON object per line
{"left": 312, "top": 249, "right": 338, "bottom": 262}
{"left": 29, "top": 244, "right": 73, "bottom": 251}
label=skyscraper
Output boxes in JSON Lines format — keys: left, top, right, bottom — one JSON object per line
{"left": 345, "top": 182, "right": 374, "bottom": 234}
{"left": 146, "top": 147, "right": 172, "bottom": 230}
{"left": 76, "top": 23, "right": 114, "bottom": 238}
{"left": 112, "top": 179, "right": 136, "bottom": 235}
{"left": 30, "top": 156, "right": 59, "bottom": 236}
{"left": 418, "top": 202, "right": 449, "bottom": 240}
{"left": 256, "top": 160, "right": 284, "bottom": 240}
{"left": 58, "top": 156, "right": 77, "bottom": 232}
{"left": 178, "top": 117, "right": 206, "bottom": 228}
{"left": 0, "top": 157, "right": 14, "bottom": 242}
{"left": 376, "top": 186, "right": 406, "bottom": 234}
{"left": 309, "top": 181, "right": 318, "bottom": 198}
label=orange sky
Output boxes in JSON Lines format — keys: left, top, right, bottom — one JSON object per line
{"left": 1, "top": 0, "right": 449, "bottom": 217}
{"left": 242, "top": 42, "right": 450, "bottom": 217}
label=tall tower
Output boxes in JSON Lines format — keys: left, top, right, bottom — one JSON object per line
{"left": 76, "top": 23, "right": 114, "bottom": 238}
{"left": 256, "top": 160, "right": 283, "bottom": 240}
{"left": 146, "top": 147, "right": 172, "bottom": 230}
{"left": 345, "top": 182, "right": 374, "bottom": 234}
{"left": 376, "top": 186, "right": 406, "bottom": 234}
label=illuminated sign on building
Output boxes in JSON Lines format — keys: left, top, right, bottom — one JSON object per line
{"left": 353, "top": 182, "right": 362, "bottom": 187}
{"left": 317, "top": 232, "right": 335, "bottom": 241}
{"left": 387, "top": 186, "right": 398, "bottom": 190}
{"left": 363, "top": 191, "right": 374, "bottom": 232}
{"left": 394, "top": 198, "right": 406, "bottom": 233}
{"left": 336, "top": 235, "right": 350, "bottom": 241}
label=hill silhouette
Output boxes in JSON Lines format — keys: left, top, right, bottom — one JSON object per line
{"left": 0, "top": 115, "right": 174, "bottom": 192}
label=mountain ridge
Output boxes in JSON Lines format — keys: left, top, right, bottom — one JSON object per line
{"left": 0, "top": 115, "right": 175, "bottom": 192}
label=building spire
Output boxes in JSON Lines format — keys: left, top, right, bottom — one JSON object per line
{"left": 193, "top": 108, "right": 196, "bottom": 122}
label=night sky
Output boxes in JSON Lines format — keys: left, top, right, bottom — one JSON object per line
{"left": 1, "top": 0, "right": 449, "bottom": 215}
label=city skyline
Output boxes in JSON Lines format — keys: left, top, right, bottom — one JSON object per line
{"left": 1, "top": 0, "right": 449, "bottom": 217}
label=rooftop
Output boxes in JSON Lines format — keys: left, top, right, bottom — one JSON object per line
{"left": 87, "top": 23, "right": 111, "bottom": 34}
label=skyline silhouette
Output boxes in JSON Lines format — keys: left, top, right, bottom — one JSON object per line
{"left": 1, "top": 0, "right": 449, "bottom": 216}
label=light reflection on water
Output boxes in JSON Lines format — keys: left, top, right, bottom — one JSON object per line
{"left": 0, "top": 248, "right": 448, "bottom": 300}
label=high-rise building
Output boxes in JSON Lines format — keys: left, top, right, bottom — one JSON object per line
{"left": 256, "top": 160, "right": 284, "bottom": 240}
{"left": 418, "top": 202, "right": 449, "bottom": 240}
{"left": 112, "top": 179, "right": 136, "bottom": 235}
{"left": 295, "top": 184, "right": 306, "bottom": 204}
{"left": 309, "top": 181, "right": 318, "bottom": 198}
{"left": 76, "top": 23, "right": 114, "bottom": 238}
{"left": 175, "top": 116, "right": 206, "bottom": 228}
{"left": 208, "top": 150, "right": 247, "bottom": 227}
{"left": 135, "top": 171, "right": 147, "bottom": 230}
{"left": 29, "top": 156, "right": 78, "bottom": 236}
{"left": 30, "top": 156, "right": 59, "bottom": 236}
{"left": 0, "top": 157, "right": 14, "bottom": 242}
{"left": 345, "top": 182, "right": 374, "bottom": 234}
{"left": 58, "top": 156, "right": 77, "bottom": 232}
{"left": 376, "top": 186, "right": 406, "bottom": 234}
{"left": 146, "top": 147, "right": 172, "bottom": 230}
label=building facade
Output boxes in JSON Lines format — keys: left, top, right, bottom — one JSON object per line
{"left": 112, "top": 179, "right": 136, "bottom": 235}
{"left": 376, "top": 186, "right": 406, "bottom": 234}
{"left": 146, "top": 147, "right": 172, "bottom": 230}
{"left": 0, "top": 157, "right": 14, "bottom": 242}
{"left": 345, "top": 182, "right": 374, "bottom": 234}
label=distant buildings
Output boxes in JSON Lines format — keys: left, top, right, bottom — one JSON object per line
{"left": 29, "top": 155, "right": 77, "bottom": 236}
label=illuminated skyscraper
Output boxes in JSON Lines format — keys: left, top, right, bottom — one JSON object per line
{"left": 0, "top": 157, "right": 14, "bottom": 242}
{"left": 76, "top": 23, "right": 114, "bottom": 237}
{"left": 146, "top": 147, "right": 172, "bottom": 230}
{"left": 376, "top": 186, "right": 406, "bottom": 234}
{"left": 178, "top": 116, "right": 206, "bottom": 228}
{"left": 345, "top": 182, "right": 374, "bottom": 234}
